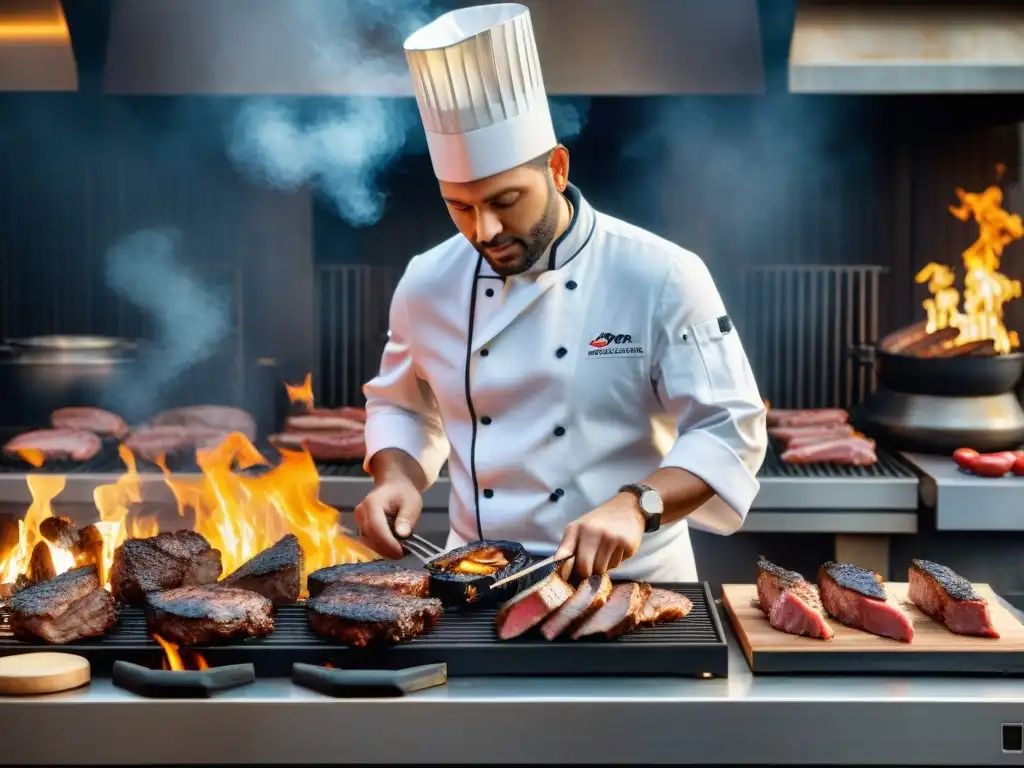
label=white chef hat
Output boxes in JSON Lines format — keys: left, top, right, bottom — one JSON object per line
{"left": 404, "top": 3, "right": 557, "bottom": 184}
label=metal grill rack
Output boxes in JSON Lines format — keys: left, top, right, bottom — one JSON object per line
{"left": 0, "top": 583, "right": 728, "bottom": 678}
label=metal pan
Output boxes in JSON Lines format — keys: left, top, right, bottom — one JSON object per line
{"left": 400, "top": 536, "right": 532, "bottom": 609}
{"left": 850, "top": 343, "right": 1024, "bottom": 397}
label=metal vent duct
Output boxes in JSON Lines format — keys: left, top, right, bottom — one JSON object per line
{"left": 0, "top": 0, "right": 77, "bottom": 91}
{"left": 103, "top": 0, "right": 765, "bottom": 96}
{"left": 790, "top": 0, "right": 1024, "bottom": 94}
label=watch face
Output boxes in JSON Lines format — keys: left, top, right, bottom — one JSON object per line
{"left": 639, "top": 489, "right": 663, "bottom": 517}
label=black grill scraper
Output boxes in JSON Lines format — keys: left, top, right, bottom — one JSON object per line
{"left": 292, "top": 662, "right": 447, "bottom": 697}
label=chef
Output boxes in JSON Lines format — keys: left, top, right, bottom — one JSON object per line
{"left": 355, "top": 3, "right": 768, "bottom": 582}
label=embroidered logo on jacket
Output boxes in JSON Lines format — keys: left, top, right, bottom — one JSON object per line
{"left": 587, "top": 332, "right": 644, "bottom": 358}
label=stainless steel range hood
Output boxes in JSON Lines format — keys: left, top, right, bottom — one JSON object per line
{"left": 0, "top": 0, "right": 77, "bottom": 91}
{"left": 789, "top": 0, "right": 1024, "bottom": 94}
{"left": 103, "top": 0, "right": 765, "bottom": 96}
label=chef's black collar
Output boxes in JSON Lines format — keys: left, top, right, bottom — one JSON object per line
{"left": 538, "top": 182, "right": 594, "bottom": 273}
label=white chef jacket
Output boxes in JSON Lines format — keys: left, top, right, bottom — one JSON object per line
{"left": 362, "top": 184, "right": 767, "bottom": 582}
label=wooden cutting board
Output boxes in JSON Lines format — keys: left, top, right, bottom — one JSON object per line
{"left": 722, "top": 583, "right": 1024, "bottom": 675}
{"left": 0, "top": 653, "right": 91, "bottom": 695}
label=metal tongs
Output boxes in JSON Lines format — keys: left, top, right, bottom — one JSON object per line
{"left": 390, "top": 523, "right": 446, "bottom": 565}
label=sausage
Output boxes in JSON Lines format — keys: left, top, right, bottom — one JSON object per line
{"left": 970, "top": 452, "right": 1015, "bottom": 478}
{"left": 952, "top": 448, "right": 979, "bottom": 472}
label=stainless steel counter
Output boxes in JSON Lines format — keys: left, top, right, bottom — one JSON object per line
{"left": 903, "top": 452, "right": 1024, "bottom": 531}
{"left": 1, "top": 619, "right": 1022, "bottom": 766}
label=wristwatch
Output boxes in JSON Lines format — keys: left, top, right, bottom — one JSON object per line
{"left": 619, "top": 484, "right": 664, "bottom": 533}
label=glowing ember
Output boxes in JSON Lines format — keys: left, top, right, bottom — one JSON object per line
{"left": 916, "top": 165, "right": 1024, "bottom": 355}
{"left": 286, "top": 373, "right": 315, "bottom": 408}
{"left": 153, "top": 633, "right": 209, "bottom": 672}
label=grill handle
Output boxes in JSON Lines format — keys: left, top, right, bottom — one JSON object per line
{"left": 848, "top": 343, "right": 878, "bottom": 369}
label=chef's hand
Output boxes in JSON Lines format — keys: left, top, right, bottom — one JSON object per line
{"left": 555, "top": 493, "right": 645, "bottom": 580}
{"left": 353, "top": 478, "right": 422, "bottom": 560}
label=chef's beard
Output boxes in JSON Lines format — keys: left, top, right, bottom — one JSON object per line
{"left": 474, "top": 177, "right": 560, "bottom": 277}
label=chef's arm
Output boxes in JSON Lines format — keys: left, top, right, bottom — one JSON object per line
{"left": 362, "top": 273, "right": 450, "bottom": 490}
{"left": 650, "top": 256, "right": 768, "bottom": 534}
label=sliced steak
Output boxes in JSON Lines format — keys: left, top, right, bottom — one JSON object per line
{"left": 572, "top": 582, "right": 653, "bottom": 639}
{"left": 222, "top": 534, "right": 303, "bottom": 605}
{"left": 51, "top": 407, "right": 129, "bottom": 438}
{"left": 784, "top": 427, "right": 863, "bottom": 450}
{"left": 269, "top": 431, "right": 366, "bottom": 462}
{"left": 146, "top": 585, "right": 274, "bottom": 645}
{"left": 639, "top": 587, "right": 693, "bottom": 625}
{"left": 9, "top": 566, "right": 117, "bottom": 644}
{"left": 3, "top": 428, "right": 102, "bottom": 464}
{"left": 908, "top": 559, "right": 999, "bottom": 638}
{"left": 765, "top": 409, "right": 848, "bottom": 428}
{"left": 495, "top": 571, "right": 575, "bottom": 640}
{"left": 817, "top": 561, "right": 914, "bottom": 642}
{"left": 110, "top": 530, "right": 223, "bottom": 606}
{"left": 149, "top": 405, "right": 256, "bottom": 441}
{"left": 540, "top": 573, "right": 612, "bottom": 640}
{"left": 123, "top": 425, "right": 196, "bottom": 463}
{"left": 307, "top": 561, "right": 429, "bottom": 598}
{"left": 756, "top": 556, "right": 833, "bottom": 640}
{"left": 769, "top": 423, "right": 854, "bottom": 443}
{"left": 306, "top": 583, "right": 442, "bottom": 647}
{"left": 286, "top": 409, "right": 366, "bottom": 432}
{"left": 781, "top": 436, "right": 877, "bottom": 466}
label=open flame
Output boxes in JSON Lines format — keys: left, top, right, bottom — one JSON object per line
{"left": 917, "top": 165, "right": 1024, "bottom": 354}
{"left": 286, "top": 373, "right": 315, "bottom": 409}
{"left": 153, "top": 633, "right": 209, "bottom": 671}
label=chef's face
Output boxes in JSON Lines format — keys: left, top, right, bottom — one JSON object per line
{"left": 439, "top": 146, "right": 570, "bottom": 277}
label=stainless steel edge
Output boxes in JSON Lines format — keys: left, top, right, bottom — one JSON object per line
{"left": 902, "top": 452, "right": 1024, "bottom": 531}
{"left": 754, "top": 475, "right": 919, "bottom": 510}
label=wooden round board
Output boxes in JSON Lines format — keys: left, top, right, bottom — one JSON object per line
{"left": 0, "top": 653, "right": 91, "bottom": 695}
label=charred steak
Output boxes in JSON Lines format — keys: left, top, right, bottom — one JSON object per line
{"left": 307, "top": 561, "right": 430, "bottom": 598}
{"left": 146, "top": 585, "right": 275, "bottom": 645}
{"left": 756, "top": 556, "right": 834, "bottom": 640}
{"left": 495, "top": 572, "right": 575, "bottom": 641}
{"left": 572, "top": 582, "right": 653, "bottom": 640}
{"left": 817, "top": 561, "right": 914, "bottom": 642}
{"left": 908, "top": 559, "right": 999, "bottom": 638}
{"left": 540, "top": 573, "right": 612, "bottom": 640}
{"left": 639, "top": 587, "right": 693, "bottom": 626}
{"left": 306, "top": 583, "right": 442, "bottom": 647}
{"left": 110, "top": 530, "right": 223, "bottom": 606}
{"left": 9, "top": 566, "right": 117, "bottom": 644}
{"left": 3, "top": 428, "right": 102, "bottom": 464}
{"left": 51, "top": 407, "right": 129, "bottom": 439}
{"left": 222, "top": 534, "right": 303, "bottom": 605}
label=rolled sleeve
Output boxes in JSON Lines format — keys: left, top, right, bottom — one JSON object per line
{"left": 361, "top": 271, "right": 450, "bottom": 485}
{"left": 653, "top": 255, "right": 768, "bottom": 534}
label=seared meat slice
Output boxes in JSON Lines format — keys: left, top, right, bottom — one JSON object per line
{"left": 572, "top": 582, "right": 653, "bottom": 639}
{"left": 909, "top": 559, "right": 998, "bottom": 638}
{"left": 639, "top": 587, "right": 693, "bottom": 625}
{"left": 307, "top": 561, "right": 429, "bottom": 598}
{"left": 9, "top": 566, "right": 117, "bottom": 644}
{"left": 51, "top": 407, "right": 129, "bottom": 438}
{"left": 306, "top": 583, "right": 442, "bottom": 647}
{"left": 817, "top": 561, "right": 914, "bottom": 642}
{"left": 495, "top": 572, "right": 575, "bottom": 641}
{"left": 285, "top": 408, "right": 366, "bottom": 432}
{"left": 110, "top": 530, "right": 223, "bottom": 606}
{"left": 765, "top": 409, "right": 848, "bottom": 427}
{"left": 540, "top": 573, "right": 612, "bottom": 640}
{"left": 39, "top": 516, "right": 79, "bottom": 551}
{"left": 149, "top": 405, "right": 256, "bottom": 441}
{"left": 756, "top": 556, "right": 833, "bottom": 640}
{"left": 269, "top": 431, "right": 366, "bottom": 462}
{"left": 3, "top": 428, "right": 102, "bottom": 463}
{"left": 145, "top": 585, "right": 274, "bottom": 645}
{"left": 780, "top": 436, "right": 877, "bottom": 466}
{"left": 222, "top": 534, "right": 303, "bottom": 605}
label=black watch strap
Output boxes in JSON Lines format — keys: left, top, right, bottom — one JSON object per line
{"left": 619, "top": 483, "right": 663, "bottom": 533}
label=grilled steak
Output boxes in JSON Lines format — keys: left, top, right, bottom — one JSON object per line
{"left": 540, "top": 573, "right": 612, "bottom": 640}
{"left": 124, "top": 424, "right": 231, "bottom": 463}
{"left": 908, "top": 559, "right": 998, "bottom": 638}
{"left": 783, "top": 427, "right": 862, "bottom": 450}
{"left": 3, "top": 428, "right": 102, "bottom": 463}
{"left": 39, "top": 516, "right": 79, "bottom": 551}
{"left": 286, "top": 408, "right": 366, "bottom": 432}
{"left": 306, "top": 583, "right": 442, "bottom": 646}
{"left": 765, "top": 409, "right": 848, "bottom": 428}
{"left": 9, "top": 566, "right": 117, "bottom": 644}
{"left": 51, "top": 406, "right": 129, "bottom": 438}
{"left": 879, "top": 320, "right": 928, "bottom": 353}
{"left": 149, "top": 405, "right": 256, "bottom": 441}
{"left": 307, "top": 561, "right": 429, "bottom": 598}
{"left": 269, "top": 431, "right": 366, "bottom": 462}
{"left": 495, "top": 571, "right": 575, "bottom": 640}
{"left": 781, "top": 436, "right": 877, "bottom": 466}
{"left": 146, "top": 585, "right": 274, "bottom": 645}
{"left": 222, "top": 534, "right": 303, "bottom": 605}
{"left": 768, "top": 423, "right": 854, "bottom": 443}
{"left": 817, "top": 561, "right": 914, "bottom": 642}
{"left": 572, "top": 581, "right": 653, "bottom": 639}
{"left": 639, "top": 587, "right": 693, "bottom": 625}
{"left": 110, "top": 530, "right": 223, "bottom": 606}
{"left": 756, "top": 556, "right": 834, "bottom": 639}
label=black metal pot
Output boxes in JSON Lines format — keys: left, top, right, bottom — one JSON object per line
{"left": 0, "top": 335, "right": 138, "bottom": 427}
{"left": 850, "top": 343, "right": 1024, "bottom": 397}
{"left": 425, "top": 540, "right": 531, "bottom": 609}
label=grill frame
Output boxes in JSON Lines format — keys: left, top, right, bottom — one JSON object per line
{"left": 0, "top": 583, "right": 729, "bottom": 678}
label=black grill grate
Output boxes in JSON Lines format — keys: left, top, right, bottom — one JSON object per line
{"left": 0, "top": 583, "right": 728, "bottom": 678}
{"left": 758, "top": 442, "right": 914, "bottom": 480}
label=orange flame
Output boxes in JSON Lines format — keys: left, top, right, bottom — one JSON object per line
{"left": 14, "top": 448, "right": 44, "bottom": 469}
{"left": 154, "top": 633, "right": 209, "bottom": 671}
{"left": 286, "top": 373, "right": 315, "bottom": 408}
{"left": 0, "top": 476, "right": 74, "bottom": 584}
{"left": 917, "top": 166, "right": 1024, "bottom": 354}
